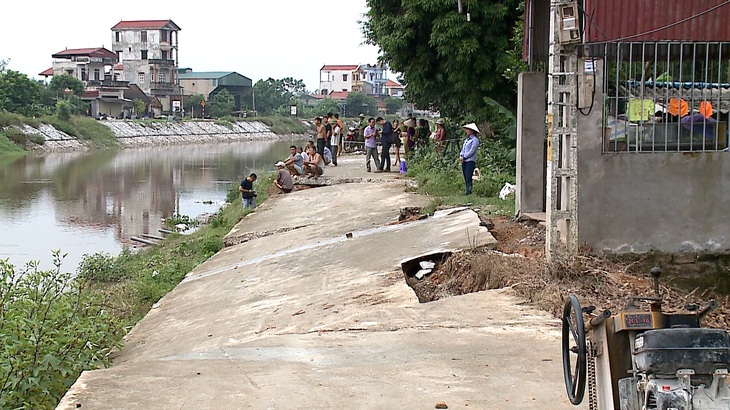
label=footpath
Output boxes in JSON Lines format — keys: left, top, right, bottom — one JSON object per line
{"left": 58, "top": 156, "right": 579, "bottom": 410}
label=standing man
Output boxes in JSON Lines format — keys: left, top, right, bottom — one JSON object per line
{"left": 314, "top": 117, "right": 326, "bottom": 156}
{"left": 274, "top": 162, "right": 294, "bottom": 193}
{"left": 334, "top": 113, "right": 344, "bottom": 156}
{"left": 377, "top": 117, "right": 393, "bottom": 172}
{"left": 459, "top": 123, "right": 480, "bottom": 196}
{"left": 358, "top": 113, "right": 367, "bottom": 142}
{"left": 323, "top": 114, "right": 333, "bottom": 156}
{"left": 364, "top": 117, "right": 381, "bottom": 172}
{"left": 239, "top": 173, "right": 258, "bottom": 209}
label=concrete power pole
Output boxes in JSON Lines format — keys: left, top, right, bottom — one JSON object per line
{"left": 546, "top": 1, "right": 581, "bottom": 261}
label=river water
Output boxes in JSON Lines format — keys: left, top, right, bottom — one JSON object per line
{"left": 0, "top": 139, "right": 299, "bottom": 273}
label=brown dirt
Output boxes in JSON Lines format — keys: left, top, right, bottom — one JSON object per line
{"left": 407, "top": 216, "right": 730, "bottom": 329}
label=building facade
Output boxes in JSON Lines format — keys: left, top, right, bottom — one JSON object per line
{"left": 46, "top": 47, "right": 131, "bottom": 118}
{"left": 178, "top": 70, "right": 252, "bottom": 114}
{"left": 319, "top": 65, "right": 358, "bottom": 95}
{"left": 111, "top": 20, "right": 182, "bottom": 114}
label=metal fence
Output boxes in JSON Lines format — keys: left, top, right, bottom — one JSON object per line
{"left": 600, "top": 42, "right": 730, "bottom": 153}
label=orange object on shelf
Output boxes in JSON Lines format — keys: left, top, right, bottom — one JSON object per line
{"left": 668, "top": 98, "right": 689, "bottom": 117}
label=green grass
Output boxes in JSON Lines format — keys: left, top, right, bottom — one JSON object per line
{"left": 0, "top": 113, "right": 118, "bottom": 153}
{"left": 0, "top": 131, "right": 27, "bottom": 155}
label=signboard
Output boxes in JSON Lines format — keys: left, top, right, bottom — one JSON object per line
{"left": 290, "top": 105, "right": 297, "bottom": 116}
{"left": 172, "top": 101, "right": 181, "bottom": 109}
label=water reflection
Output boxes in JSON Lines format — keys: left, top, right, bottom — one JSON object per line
{"left": 0, "top": 139, "right": 299, "bottom": 272}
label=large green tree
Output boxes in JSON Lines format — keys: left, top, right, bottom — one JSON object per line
{"left": 183, "top": 94, "right": 205, "bottom": 118}
{"left": 362, "top": 0, "right": 522, "bottom": 121}
{"left": 209, "top": 89, "right": 235, "bottom": 118}
{"left": 345, "top": 92, "right": 378, "bottom": 117}
{"left": 48, "top": 74, "right": 84, "bottom": 97}
{"left": 253, "top": 77, "right": 307, "bottom": 115}
{"left": 0, "top": 70, "right": 41, "bottom": 115}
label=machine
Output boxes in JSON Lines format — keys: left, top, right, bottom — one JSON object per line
{"left": 562, "top": 267, "right": 730, "bottom": 410}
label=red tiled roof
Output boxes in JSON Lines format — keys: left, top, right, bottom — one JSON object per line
{"left": 39, "top": 67, "right": 53, "bottom": 76}
{"left": 321, "top": 65, "right": 358, "bottom": 72}
{"left": 112, "top": 20, "right": 180, "bottom": 30}
{"left": 329, "top": 91, "right": 350, "bottom": 100}
{"left": 113, "top": 63, "right": 124, "bottom": 70}
{"left": 52, "top": 47, "right": 117, "bottom": 59}
{"left": 386, "top": 79, "right": 402, "bottom": 88}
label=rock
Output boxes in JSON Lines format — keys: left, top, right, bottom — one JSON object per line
{"left": 415, "top": 269, "right": 432, "bottom": 280}
{"left": 419, "top": 261, "right": 436, "bottom": 270}
{"left": 435, "top": 402, "right": 448, "bottom": 409}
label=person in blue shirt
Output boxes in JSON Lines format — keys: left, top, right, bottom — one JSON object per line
{"left": 459, "top": 123, "right": 480, "bottom": 196}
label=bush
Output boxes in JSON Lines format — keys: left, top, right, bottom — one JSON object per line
{"left": 0, "top": 252, "right": 125, "bottom": 409}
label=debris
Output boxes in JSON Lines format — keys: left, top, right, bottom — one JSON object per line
{"left": 292, "top": 310, "right": 305, "bottom": 316}
{"left": 175, "top": 223, "right": 188, "bottom": 231}
{"left": 498, "top": 182, "right": 516, "bottom": 200}
{"left": 420, "top": 261, "right": 436, "bottom": 270}
{"left": 346, "top": 232, "right": 353, "bottom": 239}
{"left": 415, "top": 269, "right": 432, "bottom": 280}
{"left": 435, "top": 402, "right": 448, "bottom": 409}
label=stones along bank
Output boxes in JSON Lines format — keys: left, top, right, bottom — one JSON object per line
{"left": 57, "top": 158, "right": 579, "bottom": 410}
{"left": 13, "top": 120, "right": 279, "bottom": 152}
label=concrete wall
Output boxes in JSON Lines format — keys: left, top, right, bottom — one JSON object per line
{"left": 577, "top": 61, "right": 730, "bottom": 253}
{"left": 516, "top": 72, "right": 547, "bottom": 215}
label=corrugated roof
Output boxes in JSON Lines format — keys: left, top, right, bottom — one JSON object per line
{"left": 584, "top": 0, "right": 730, "bottom": 42}
{"left": 321, "top": 65, "right": 359, "bottom": 71}
{"left": 52, "top": 47, "right": 117, "bottom": 59}
{"left": 112, "top": 20, "right": 180, "bottom": 30}
{"left": 39, "top": 67, "right": 53, "bottom": 76}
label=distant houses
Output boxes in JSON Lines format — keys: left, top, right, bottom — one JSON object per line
{"left": 312, "top": 63, "right": 405, "bottom": 115}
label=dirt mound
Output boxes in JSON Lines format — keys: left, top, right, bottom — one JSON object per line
{"left": 405, "top": 216, "right": 730, "bottom": 329}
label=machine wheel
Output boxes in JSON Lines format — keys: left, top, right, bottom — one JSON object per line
{"left": 562, "top": 294, "right": 587, "bottom": 405}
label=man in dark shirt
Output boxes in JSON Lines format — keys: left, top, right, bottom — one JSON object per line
{"left": 239, "top": 173, "right": 257, "bottom": 210}
{"left": 377, "top": 117, "right": 393, "bottom": 172}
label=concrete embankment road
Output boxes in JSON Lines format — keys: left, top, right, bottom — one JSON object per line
{"left": 58, "top": 174, "right": 579, "bottom": 409}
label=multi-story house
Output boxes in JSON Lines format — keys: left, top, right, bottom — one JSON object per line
{"left": 385, "top": 79, "right": 404, "bottom": 98}
{"left": 359, "top": 64, "right": 387, "bottom": 96}
{"left": 319, "top": 65, "right": 358, "bottom": 95}
{"left": 44, "top": 47, "right": 131, "bottom": 118}
{"left": 111, "top": 19, "right": 182, "bottom": 114}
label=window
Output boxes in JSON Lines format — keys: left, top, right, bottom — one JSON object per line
{"left": 603, "top": 42, "right": 730, "bottom": 153}
{"left": 138, "top": 72, "right": 145, "bottom": 83}
{"left": 115, "top": 31, "right": 120, "bottom": 42}
{"left": 160, "top": 30, "right": 168, "bottom": 43}
{"left": 141, "top": 50, "right": 148, "bottom": 60}
{"left": 94, "top": 69, "right": 101, "bottom": 80}
{"left": 162, "top": 51, "right": 168, "bottom": 60}
{"left": 116, "top": 51, "right": 121, "bottom": 62}
{"left": 159, "top": 72, "right": 166, "bottom": 83}
{"left": 141, "top": 30, "right": 147, "bottom": 43}
{"left": 80, "top": 68, "right": 87, "bottom": 81}
{"left": 342, "top": 74, "right": 348, "bottom": 82}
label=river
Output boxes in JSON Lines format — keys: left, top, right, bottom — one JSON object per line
{"left": 0, "top": 139, "right": 300, "bottom": 273}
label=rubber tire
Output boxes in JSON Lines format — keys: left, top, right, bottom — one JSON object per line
{"left": 562, "top": 294, "right": 587, "bottom": 405}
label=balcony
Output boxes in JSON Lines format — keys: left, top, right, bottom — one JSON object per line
{"left": 148, "top": 58, "right": 174, "bottom": 66}
{"left": 86, "top": 80, "right": 130, "bottom": 89}
{"left": 150, "top": 81, "right": 178, "bottom": 91}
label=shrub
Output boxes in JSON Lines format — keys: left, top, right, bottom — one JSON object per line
{"left": 0, "top": 252, "right": 125, "bottom": 409}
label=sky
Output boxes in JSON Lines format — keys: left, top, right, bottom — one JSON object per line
{"left": 0, "top": 0, "right": 382, "bottom": 92}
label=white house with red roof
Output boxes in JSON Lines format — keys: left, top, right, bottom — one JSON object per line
{"left": 385, "top": 79, "right": 404, "bottom": 98}
{"left": 319, "top": 64, "right": 359, "bottom": 95}
{"left": 111, "top": 19, "right": 182, "bottom": 114}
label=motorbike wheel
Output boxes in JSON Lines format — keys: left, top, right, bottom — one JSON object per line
{"left": 562, "top": 294, "right": 587, "bottom": 405}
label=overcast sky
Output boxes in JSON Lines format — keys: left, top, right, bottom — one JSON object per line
{"left": 1, "top": 0, "right": 382, "bottom": 92}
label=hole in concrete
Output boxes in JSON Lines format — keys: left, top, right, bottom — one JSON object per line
{"left": 401, "top": 252, "right": 451, "bottom": 303}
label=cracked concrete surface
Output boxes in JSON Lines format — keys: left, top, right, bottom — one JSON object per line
{"left": 58, "top": 175, "right": 580, "bottom": 410}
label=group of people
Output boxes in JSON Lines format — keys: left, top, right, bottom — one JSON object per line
{"left": 240, "top": 116, "right": 483, "bottom": 210}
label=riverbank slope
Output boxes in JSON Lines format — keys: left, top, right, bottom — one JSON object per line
{"left": 57, "top": 157, "right": 577, "bottom": 409}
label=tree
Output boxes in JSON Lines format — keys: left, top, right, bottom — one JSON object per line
{"left": 132, "top": 98, "right": 147, "bottom": 117}
{"left": 345, "top": 92, "right": 378, "bottom": 117}
{"left": 362, "top": 0, "right": 523, "bottom": 121}
{"left": 48, "top": 74, "right": 84, "bottom": 97}
{"left": 253, "top": 77, "right": 308, "bottom": 115}
{"left": 0, "top": 70, "right": 41, "bottom": 115}
{"left": 209, "top": 89, "right": 235, "bottom": 118}
{"left": 183, "top": 94, "right": 205, "bottom": 118}
{"left": 312, "top": 98, "right": 343, "bottom": 117}
{"left": 384, "top": 96, "right": 404, "bottom": 114}
{"left": 0, "top": 58, "right": 8, "bottom": 73}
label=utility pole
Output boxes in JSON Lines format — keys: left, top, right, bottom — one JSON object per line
{"left": 546, "top": 0, "right": 581, "bottom": 261}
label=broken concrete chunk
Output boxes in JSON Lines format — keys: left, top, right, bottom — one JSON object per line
{"left": 415, "top": 269, "right": 432, "bottom": 280}
{"left": 419, "top": 261, "right": 436, "bottom": 270}
{"left": 435, "top": 402, "right": 448, "bottom": 409}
